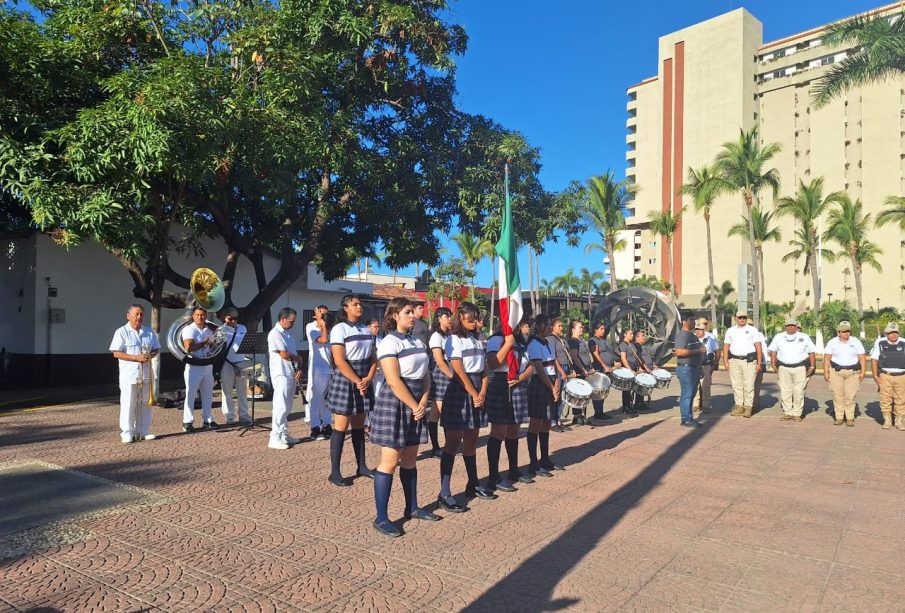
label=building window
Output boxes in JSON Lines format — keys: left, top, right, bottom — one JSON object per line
{"left": 628, "top": 108, "right": 637, "bottom": 118}
{"left": 628, "top": 91, "right": 637, "bottom": 101}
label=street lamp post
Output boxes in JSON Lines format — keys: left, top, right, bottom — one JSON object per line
{"left": 827, "top": 292, "right": 833, "bottom": 304}
{"left": 876, "top": 298, "right": 881, "bottom": 337}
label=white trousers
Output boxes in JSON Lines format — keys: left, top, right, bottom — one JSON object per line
{"left": 183, "top": 364, "right": 214, "bottom": 424}
{"left": 271, "top": 375, "right": 293, "bottom": 440}
{"left": 220, "top": 361, "right": 250, "bottom": 421}
{"left": 305, "top": 369, "right": 332, "bottom": 428}
{"left": 120, "top": 379, "right": 152, "bottom": 437}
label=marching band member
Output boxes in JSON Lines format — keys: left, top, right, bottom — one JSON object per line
{"left": 438, "top": 302, "right": 495, "bottom": 513}
{"left": 617, "top": 328, "right": 641, "bottom": 416}
{"left": 427, "top": 307, "right": 453, "bottom": 458}
{"left": 588, "top": 321, "right": 616, "bottom": 419}
{"left": 722, "top": 311, "right": 763, "bottom": 418}
{"left": 109, "top": 305, "right": 160, "bottom": 443}
{"left": 768, "top": 317, "right": 816, "bottom": 422}
{"left": 306, "top": 308, "right": 335, "bottom": 441}
{"left": 483, "top": 326, "right": 533, "bottom": 493}
{"left": 370, "top": 298, "right": 439, "bottom": 537}
{"left": 219, "top": 307, "right": 251, "bottom": 425}
{"left": 526, "top": 316, "right": 563, "bottom": 477}
{"left": 823, "top": 321, "right": 866, "bottom": 427}
{"left": 634, "top": 330, "right": 655, "bottom": 411}
{"left": 267, "top": 307, "right": 303, "bottom": 450}
{"left": 548, "top": 317, "right": 571, "bottom": 429}
{"left": 181, "top": 306, "right": 217, "bottom": 432}
{"left": 326, "top": 295, "right": 377, "bottom": 486}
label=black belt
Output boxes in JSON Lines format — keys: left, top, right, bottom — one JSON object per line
{"left": 729, "top": 353, "right": 756, "bottom": 362}
{"left": 882, "top": 370, "right": 905, "bottom": 376}
{"left": 778, "top": 360, "right": 809, "bottom": 368}
{"left": 830, "top": 362, "right": 859, "bottom": 371}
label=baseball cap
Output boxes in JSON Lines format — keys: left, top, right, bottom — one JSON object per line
{"left": 837, "top": 321, "right": 852, "bottom": 332}
{"left": 694, "top": 322, "right": 706, "bottom": 330}
{"left": 736, "top": 310, "right": 748, "bottom": 318}
{"left": 885, "top": 322, "right": 900, "bottom": 334}
{"left": 784, "top": 317, "right": 799, "bottom": 327}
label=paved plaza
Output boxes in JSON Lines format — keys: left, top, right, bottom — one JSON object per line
{"left": 1, "top": 371, "right": 904, "bottom": 612}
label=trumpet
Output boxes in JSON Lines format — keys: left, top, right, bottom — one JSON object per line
{"left": 142, "top": 343, "right": 156, "bottom": 406}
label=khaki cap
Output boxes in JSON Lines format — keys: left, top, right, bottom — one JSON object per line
{"left": 694, "top": 322, "right": 706, "bottom": 330}
{"left": 784, "top": 317, "right": 799, "bottom": 327}
{"left": 837, "top": 321, "right": 852, "bottom": 332}
{"left": 885, "top": 322, "right": 900, "bottom": 334}
{"left": 736, "top": 310, "right": 749, "bottom": 318}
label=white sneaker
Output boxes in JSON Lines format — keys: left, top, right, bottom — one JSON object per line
{"left": 141, "top": 434, "right": 157, "bottom": 441}
{"left": 121, "top": 433, "right": 134, "bottom": 444}
{"left": 268, "top": 439, "right": 290, "bottom": 450}
{"left": 285, "top": 435, "right": 301, "bottom": 445}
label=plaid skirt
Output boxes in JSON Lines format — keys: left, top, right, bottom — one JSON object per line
{"left": 485, "top": 373, "right": 529, "bottom": 425}
{"left": 527, "top": 377, "right": 556, "bottom": 421}
{"left": 429, "top": 367, "right": 451, "bottom": 401}
{"left": 441, "top": 372, "right": 487, "bottom": 431}
{"left": 325, "top": 358, "right": 375, "bottom": 416}
{"left": 370, "top": 377, "right": 427, "bottom": 449}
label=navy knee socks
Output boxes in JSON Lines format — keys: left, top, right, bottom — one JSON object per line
{"left": 527, "top": 431, "right": 539, "bottom": 470}
{"left": 505, "top": 437, "right": 519, "bottom": 477}
{"left": 486, "top": 436, "right": 503, "bottom": 480}
{"left": 539, "top": 431, "right": 550, "bottom": 463}
{"left": 351, "top": 428, "right": 371, "bottom": 474}
{"left": 374, "top": 470, "right": 393, "bottom": 523}
{"left": 329, "top": 428, "right": 345, "bottom": 480}
{"left": 400, "top": 467, "right": 418, "bottom": 513}
{"left": 463, "top": 454, "right": 479, "bottom": 487}
{"left": 427, "top": 421, "right": 440, "bottom": 450}
{"left": 439, "top": 451, "right": 455, "bottom": 498}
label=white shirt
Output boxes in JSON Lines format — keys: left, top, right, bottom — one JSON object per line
{"left": 446, "top": 334, "right": 485, "bottom": 374}
{"left": 307, "top": 321, "right": 332, "bottom": 373}
{"left": 724, "top": 324, "right": 761, "bottom": 356}
{"left": 824, "top": 336, "right": 865, "bottom": 367}
{"left": 109, "top": 324, "right": 160, "bottom": 383}
{"left": 223, "top": 323, "right": 248, "bottom": 365}
{"left": 268, "top": 322, "right": 297, "bottom": 379}
{"left": 527, "top": 337, "right": 557, "bottom": 377}
{"left": 429, "top": 331, "right": 447, "bottom": 352}
{"left": 768, "top": 332, "right": 816, "bottom": 364}
{"left": 377, "top": 332, "right": 429, "bottom": 379}
{"left": 181, "top": 324, "right": 214, "bottom": 359}
{"left": 329, "top": 321, "right": 374, "bottom": 362}
{"left": 701, "top": 334, "right": 720, "bottom": 355}
{"left": 869, "top": 337, "right": 905, "bottom": 373}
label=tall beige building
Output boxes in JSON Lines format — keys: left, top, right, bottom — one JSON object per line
{"left": 625, "top": 2, "right": 905, "bottom": 312}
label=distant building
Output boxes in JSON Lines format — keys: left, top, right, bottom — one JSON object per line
{"left": 626, "top": 2, "right": 905, "bottom": 310}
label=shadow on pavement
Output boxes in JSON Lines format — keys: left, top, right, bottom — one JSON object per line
{"left": 463, "top": 418, "right": 715, "bottom": 612}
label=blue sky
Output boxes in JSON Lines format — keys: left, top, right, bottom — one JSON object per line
{"left": 373, "top": 1, "right": 886, "bottom": 286}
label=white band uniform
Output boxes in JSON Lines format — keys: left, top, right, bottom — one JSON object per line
{"left": 181, "top": 324, "right": 215, "bottom": 424}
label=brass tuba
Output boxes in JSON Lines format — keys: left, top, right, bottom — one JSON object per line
{"left": 166, "top": 268, "right": 230, "bottom": 366}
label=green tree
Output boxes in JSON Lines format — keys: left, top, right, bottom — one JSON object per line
{"left": 579, "top": 267, "right": 604, "bottom": 316}
{"left": 680, "top": 164, "right": 724, "bottom": 326}
{"left": 427, "top": 257, "right": 470, "bottom": 307}
{"left": 451, "top": 233, "right": 491, "bottom": 303}
{"left": 775, "top": 178, "right": 844, "bottom": 311}
{"left": 877, "top": 195, "right": 905, "bottom": 230}
{"left": 552, "top": 268, "right": 580, "bottom": 311}
{"left": 727, "top": 205, "right": 781, "bottom": 314}
{"left": 825, "top": 194, "right": 883, "bottom": 336}
{"left": 714, "top": 126, "right": 781, "bottom": 328}
{"left": 647, "top": 206, "right": 685, "bottom": 301}
{"left": 581, "top": 171, "right": 638, "bottom": 292}
{"left": 812, "top": 13, "right": 905, "bottom": 107}
{"left": 701, "top": 280, "right": 736, "bottom": 330}
{"left": 624, "top": 274, "right": 666, "bottom": 291}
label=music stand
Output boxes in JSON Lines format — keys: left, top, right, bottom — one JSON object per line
{"left": 235, "top": 332, "right": 271, "bottom": 436}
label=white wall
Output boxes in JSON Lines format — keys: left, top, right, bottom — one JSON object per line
{"left": 0, "top": 235, "right": 38, "bottom": 353}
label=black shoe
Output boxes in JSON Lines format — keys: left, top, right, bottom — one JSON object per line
{"left": 680, "top": 419, "right": 701, "bottom": 428}
{"left": 373, "top": 519, "right": 402, "bottom": 538}
{"left": 431, "top": 447, "right": 443, "bottom": 459}
{"left": 310, "top": 426, "right": 321, "bottom": 440}
{"left": 492, "top": 479, "right": 517, "bottom": 493}
{"left": 465, "top": 483, "right": 498, "bottom": 500}
{"left": 404, "top": 508, "right": 441, "bottom": 522}
{"left": 328, "top": 474, "right": 352, "bottom": 487}
{"left": 322, "top": 425, "right": 333, "bottom": 438}
{"left": 356, "top": 467, "right": 375, "bottom": 479}
{"left": 182, "top": 422, "right": 195, "bottom": 433}
{"left": 509, "top": 470, "right": 534, "bottom": 484}
{"left": 202, "top": 420, "right": 219, "bottom": 430}
{"left": 437, "top": 495, "right": 466, "bottom": 513}
{"left": 534, "top": 466, "right": 554, "bottom": 478}
{"left": 542, "top": 461, "right": 564, "bottom": 471}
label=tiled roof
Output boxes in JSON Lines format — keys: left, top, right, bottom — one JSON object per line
{"left": 370, "top": 284, "right": 421, "bottom": 301}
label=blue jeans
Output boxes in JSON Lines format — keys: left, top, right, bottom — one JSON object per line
{"left": 676, "top": 365, "right": 701, "bottom": 423}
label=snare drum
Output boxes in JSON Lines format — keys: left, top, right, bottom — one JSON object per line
{"left": 633, "top": 372, "right": 657, "bottom": 397}
{"left": 611, "top": 368, "right": 636, "bottom": 391}
{"left": 651, "top": 368, "right": 672, "bottom": 390}
{"left": 562, "top": 378, "right": 593, "bottom": 414}
{"left": 585, "top": 372, "right": 611, "bottom": 400}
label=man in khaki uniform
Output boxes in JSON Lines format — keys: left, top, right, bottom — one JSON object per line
{"left": 722, "top": 311, "right": 762, "bottom": 418}
{"left": 822, "top": 321, "right": 866, "bottom": 426}
{"left": 768, "top": 318, "right": 816, "bottom": 422}
{"left": 870, "top": 322, "right": 905, "bottom": 430}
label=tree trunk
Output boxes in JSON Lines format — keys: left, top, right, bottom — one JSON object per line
{"left": 606, "top": 235, "right": 619, "bottom": 291}
{"left": 853, "top": 255, "right": 865, "bottom": 337}
{"left": 808, "top": 251, "right": 820, "bottom": 311}
{"left": 667, "top": 237, "right": 675, "bottom": 304}
{"left": 744, "top": 193, "right": 761, "bottom": 327}
{"left": 705, "top": 210, "right": 718, "bottom": 332}
{"left": 757, "top": 245, "right": 766, "bottom": 324}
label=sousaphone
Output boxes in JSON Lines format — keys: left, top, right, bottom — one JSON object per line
{"left": 166, "top": 268, "right": 230, "bottom": 366}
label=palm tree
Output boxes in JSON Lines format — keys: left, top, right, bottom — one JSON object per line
{"left": 584, "top": 241, "right": 626, "bottom": 289}
{"left": 825, "top": 195, "right": 883, "bottom": 336}
{"left": 553, "top": 269, "right": 580, "bottom": 311}
{"left": 647, "top": 206, "right": 685, "bottom": 301}
{"left": 579, "top": 268, "right": 604, "bottom": 316}
{"left": 582, "top": 171, "right": 638, "bottom": 292}
{"left": 451, "top": 233, "right": 491, "bottom": 303}
{"left": 781, "top": 227, "right": 836, "bottom": 306}
{"left": 539, "top": 278, "right": 552, "bottom": 314}
{"left": 728, "top": 205, "right": 781, "bottom": 313}
{"left": 680, "top": 165, "right": 724, "bottom": 327}
{"left": 812, "top": 13, "right": 905, "bottom": 108}
{"left": 701, "top": 280, "right": 736, "bottom": 330}
{"left": 624, "top": 274, "right": 665, "bottom": 291}
{"left": 877, "top": 195, "right": 905, "bottom": 230}
{"left": 715, "top": 126, "right": 781, "bottom": 327}
{"left": 774, "top": 177, "right": 845, "bottom": 310}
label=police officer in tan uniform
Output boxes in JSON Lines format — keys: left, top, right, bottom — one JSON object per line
{"left": 768, "top": 318, "right": 816, "bottom": 422}
{"left": 870, "top": 322, "right": 905, "bottom": 430}
{"left": 722, "top": 311, "right": 762, "bottom": 418}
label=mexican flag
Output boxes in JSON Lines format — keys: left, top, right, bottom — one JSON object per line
{"left": 495, "top": 164, "right": 523, "bottom": 379}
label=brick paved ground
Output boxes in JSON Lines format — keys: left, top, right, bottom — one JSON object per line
{"left": 1, "top": 370, "right": 904, "bottom": 612}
